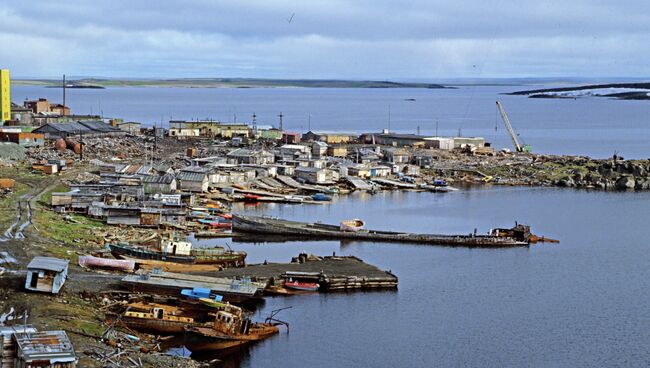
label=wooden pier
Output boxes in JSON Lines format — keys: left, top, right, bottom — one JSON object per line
{"left": 232, "top": 214, "right": 530, "bottom": 247}
{"left": 214, "top": 254, "right": 398, "bottom": 292}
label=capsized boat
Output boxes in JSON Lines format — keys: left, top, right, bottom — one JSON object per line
{"left": 109, "top": 237, "right": 246, "bottom": 266}
{"left": 184, "top": 305, "right": 287, "bottom": 352}
{"left": 340, "top": 219, "right": 365, "bottom": 232}
{"left": 78, "top": 255, "right": 135, "bottom": 272}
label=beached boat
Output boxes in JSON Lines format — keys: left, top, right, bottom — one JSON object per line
{"left": 243, "top": 194, "right": 261, "bottom": 202}
{"left": 184, "top": 305, "right": 281, "bottom": 352}
{"left": 340, "top": 219, "right": 365, "bottom": 232}
{"left": 78, "top": 255, "right": 135, "bottom": 272}
{"left": 311, "top": 193, "right": 332, "bottom": 201}
{"left": 109, "top": 239, "right": 246, "bottom": 266}
{"left": 121, "top": 303, "right": 200, "bottom": 334}
{"left": 284, "top": 280, "right": 319, "bottom": 292}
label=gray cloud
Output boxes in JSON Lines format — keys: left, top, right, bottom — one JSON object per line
{"left": 1, "top": 0, "right": 649, "bottom": 78}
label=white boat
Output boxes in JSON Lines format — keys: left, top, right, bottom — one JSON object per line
{"left": 340, "top": 219, "right": 365, "bottom": 232}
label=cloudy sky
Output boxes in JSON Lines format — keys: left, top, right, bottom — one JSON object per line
{"left": 1, "top": 0, "right": 648, "bottom": 79}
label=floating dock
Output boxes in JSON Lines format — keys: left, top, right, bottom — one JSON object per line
{"left": 232, "top": 214, "right": 530, "bottom": 247}
{"left": 121, "top": 271, "right": 265, "bottom": 303}
{"left": 215, "top": 254, "right": 398, "bottom": 292}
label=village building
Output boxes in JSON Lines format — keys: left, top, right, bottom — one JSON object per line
{"left": 383, "top": 147, "right": 410, "bottom": 164}
{"left": 32, "top": 121, "right": 125, "bottom": 139}
{"left": 327, "top": 146, "right": 348, "bottom": 157}
{"left": 177, "top": 170, "right": 209, "bottom": 192}
{"left": 141, "top": 173, "right": 177, "bottom": 194}
{"left": 226, "top": 148, "right": 275, "bottom": 165}
{"left": 294, "top": 167, "right": 328, "bottom": 184}
{"left": 281, "top": 132, "right": 300, "bottom": 144}
{"left": 0, "top": 131, "right": 44, "bottom": 146}
{"left": 311, "top": 141, "right": 328, "bottom": 157}
{"left": 116, "top": 121, "right": 141, "bottom": 135}
{"left": 25, "top": 257, "right": 69, "bottom": 294}
{"left": 169, "top": 120, "right": 249, "bottom": 138}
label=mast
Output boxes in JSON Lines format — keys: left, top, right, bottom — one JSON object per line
{"left": 62, "top": 74, "right": 66, "bottom": 116}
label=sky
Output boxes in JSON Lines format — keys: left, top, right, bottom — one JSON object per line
{"left": 1, "top": 0, "right": 649, "bottom": 80}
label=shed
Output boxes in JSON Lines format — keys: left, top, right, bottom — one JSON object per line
{"left": 13, "top": 330, "right": 77, "bottom": 367}
{"left": 177, "top": 171, "right": 209, "bottom": 192}
{"left": 25, "top": 257, "right": 69, "bottom": 294}
{"left": 294, "top": 167, "right": 327, "bottom": 184}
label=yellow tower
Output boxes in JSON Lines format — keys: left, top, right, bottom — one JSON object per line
{"left": 0, "top": 69, "right": 10, "bottom": 122}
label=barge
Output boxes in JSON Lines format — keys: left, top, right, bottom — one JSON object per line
{"left": 232, "top": 214, "right": 531, "bottom": 247}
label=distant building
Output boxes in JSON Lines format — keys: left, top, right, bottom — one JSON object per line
{"left": 302, "top": 131, "right": 356, "bottom": 144}
{"left": 0, "top": 69, "right": 9, "bottom": 122}
{"left": 281, "top": 132, "right": 300, "bottom": 144}
{"left": 24, "top": 98, "right": 70, "bottom": 115}
{"left": 295, "top": 167, "right": 328, "bottom": 184}
{"left": 0, "top": 131, "right": 45, "bottom": 146}
{"left": 116, "top": 121, "right": 141, "bottom": 135}
{"left": 382, "top": 147, "right": 410, "bottom": 164}
{"left": 32, "top": 121, "right": 125, "bottom": 139}
{"left": 169, "top": 120, "right": 249, "bottom": 138}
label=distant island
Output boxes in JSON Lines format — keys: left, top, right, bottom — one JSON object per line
{"left": 15, "top": 78, "right": 451, "bottom": 89}
{"left": 509, "top": 82, "right": 650, "bottom": 100}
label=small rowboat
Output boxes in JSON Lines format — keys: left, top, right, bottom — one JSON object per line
{"left": 284, "top": 280, "right": 319, "bottom": 292}
{"left": 243, "top": 194, "right": 261, "bottom": 202}
{"left": 311, "top": 193, "right": 331, "bottom": 201}
{"left": 340, "top": 219, "right": 365, "bottom": 232}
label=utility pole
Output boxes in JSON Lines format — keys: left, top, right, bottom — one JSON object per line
{"left": 79, "top": 131, "right": 83, "bottom": 161}
{"left": 252, "top": 113, "right": 257, "bottom": 137}
{"left": 308, "top": 113, "right": 311, "bottom": 132}
{"left": 62, "top": 74, "right": 66, "bottom": 116}
{"left": 417, "top": 125, "right": 420, "bottom": 135}
{"left": 436, "top": 120, "right": 439, "bottom": 136}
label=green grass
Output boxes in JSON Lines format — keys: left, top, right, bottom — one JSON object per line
{"left": 33, "top": 210, "right": 104, "bottom": 261}
{"left": 39, "top": 184, "right": 69, "bottom": 207}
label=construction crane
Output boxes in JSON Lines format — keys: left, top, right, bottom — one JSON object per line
{"left": 496, "top": 100, "right": 532, "bottom": 152}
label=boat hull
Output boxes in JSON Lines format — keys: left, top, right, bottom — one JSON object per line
{"left": 184, "top": 325, "right": 279, "bottom": 352}
{"left": 109, "top": 243, "right": 246, "bottom": 267}
{"left": 121, "top": 316, "right": 198, "bottom": 335}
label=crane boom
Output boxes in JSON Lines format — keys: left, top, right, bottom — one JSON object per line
{"left": 496, "top": 100, "right": 525, "bottom": 152}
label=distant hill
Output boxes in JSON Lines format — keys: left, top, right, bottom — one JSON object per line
{"left": 509, "top": 82, "right": 650, "bottom": 100}
{"left": 14, "top": 78, "right": 451, "bottom": 89}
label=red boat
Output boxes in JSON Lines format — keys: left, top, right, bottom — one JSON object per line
{"left": 243, "top": 194, "right": 261, "bottom": 202}
{"left": 284, "top": 280, "right": 319, "bottom": 292}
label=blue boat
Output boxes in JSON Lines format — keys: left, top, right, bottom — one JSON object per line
{"left": 311, "top": 193, "right": 332, "bottom": 201}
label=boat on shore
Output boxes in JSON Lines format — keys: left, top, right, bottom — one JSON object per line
{"left": 284, "top": 280, "right": 319, "bottom": 292}
{"left": 340, "top": 219, "right": 365, "bottom": 232}
{"left": 184, "top": 304, "right": 283, "bottom": 352}
{"left": 109, "top": 238, "right": 246, "bottom": 267}
{"left": 120, "top": 302, "right": 200, "bottom": 334}
{"left": 78, "top": 255, "right": 135, "bottom": 272}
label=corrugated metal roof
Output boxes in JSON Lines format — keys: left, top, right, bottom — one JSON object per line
{"left": 177, "top": 171, "right": 207, "bottom": 182}
{"left": 14, "top": 330, "right": 76, "bottom": 362}
{"left": 27, "top": 257, "right": 69, "bottom": 272}
{"left": 142, "top": 173, "right": 176, "bottom": 184}
{"left": 79, "top": 120, "right": 122, "bottom": 132}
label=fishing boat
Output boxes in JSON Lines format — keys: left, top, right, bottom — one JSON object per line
{"left": 311, "top": 193, "right": 332, "bottom": 201}
{"left": 120, "top": 303, "right": 200, "bottom": 334}
{"left": 184, "top": 305, "right": 282, "bottom": 352}
{"left": 340, "top": 219, "right": 365, "bottom": 232}
{"left": 284, "top": 280, "right": 319, "bottom": 292}
{"left": 109, "top": 238, "right": 246, "bottom": 266}
{"left": 420, "top": 179, "right": 457, "bottom": 192}
{"left": 198, "top": 218, "right": 232, "bottom": 228}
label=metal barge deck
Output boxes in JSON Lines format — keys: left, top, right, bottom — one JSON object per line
{"left": 232, "top": 214, "right": 529, "bottom": 247}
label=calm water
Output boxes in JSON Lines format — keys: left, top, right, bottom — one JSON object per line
{"left": 10, "top": 85, "right": 650, "bottom": 366}
{"left": 11, "top": 85, "right": 650, "bottom": 158}
{"left": 192, "top": 187, "right": 649, "bottom": 368}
